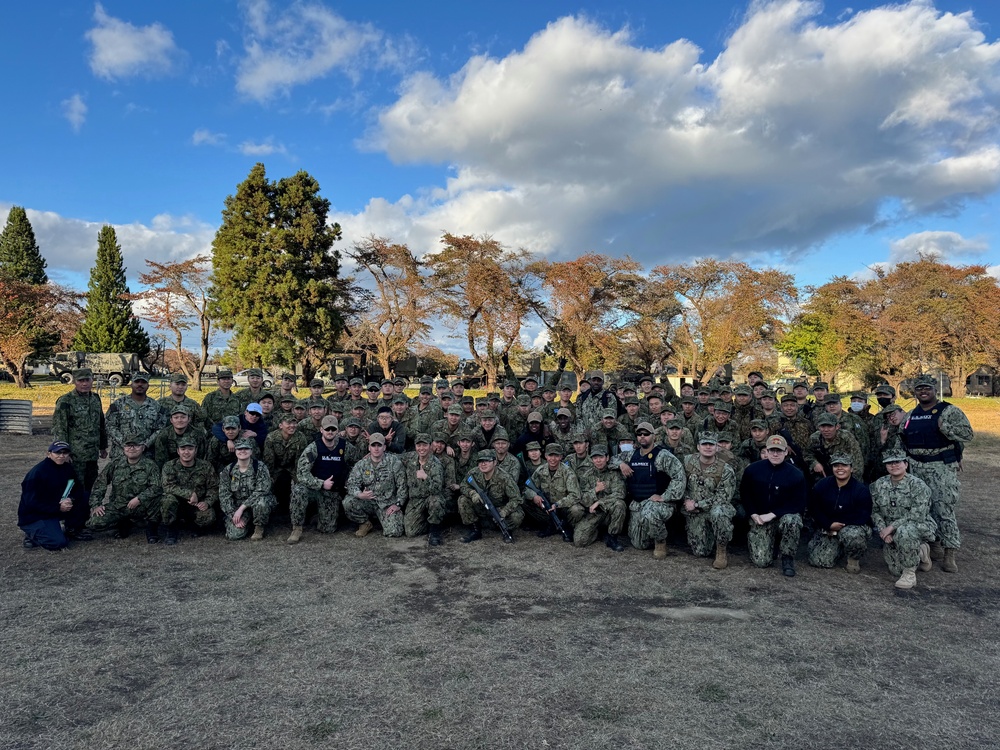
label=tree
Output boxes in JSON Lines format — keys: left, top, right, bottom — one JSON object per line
{"left": 73, "top": 226, "right": 150, "bottom": 355}
{"left": 344, "top": 236, "right": 431, "bottom": 379}
{"left": 210, "top": 163, "right": 354, "bottom": 383}
{"left": 618, "top": 276, "right": 683, "bottom": 374}
{"left": 425, "top": 234, "right": 534, "bottom": 389}
{"left": 135, "top": 255, "right": 214, "bottom": 390}
{"left": 0, "top": 206, "right": 48, "bottom": 285}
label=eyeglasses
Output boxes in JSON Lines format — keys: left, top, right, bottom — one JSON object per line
{"left": 766, "top": 448, "right": 785, "bottom": 454}
{"left": 322, "top": 427, "right": 338, "bottom": 432}
{"left": 636, "top": 431, "right": 652, "bottom": 437}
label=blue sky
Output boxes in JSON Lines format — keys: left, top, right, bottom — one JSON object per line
{"left": 2, "top": 1, "right": 999, "bottom": 352}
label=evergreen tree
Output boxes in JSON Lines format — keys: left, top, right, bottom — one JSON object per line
{"left": 0, "top": 206, "right": 48, "bottom": 284}
{"left": 73, "top": 226, "right": 150, "bottom": 355}
{"left": 210, "top": 163, "right": 349, "bottom": 376}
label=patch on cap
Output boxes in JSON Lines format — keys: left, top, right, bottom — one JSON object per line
{"left": 48, "top": 441, "right": 71, "bottom": 453}
{"left": 764, "top": 435, "right": 787, "bottom": 450}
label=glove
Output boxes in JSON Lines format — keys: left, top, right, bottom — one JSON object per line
{"left": 557, "top": 357, "right": 567, "bottom": 369}
{"left": 501, "top": 352, "right": 510, "bottom": 366}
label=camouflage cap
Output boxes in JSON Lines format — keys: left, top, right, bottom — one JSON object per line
{"left": 680, "top": 395, "right": 696, "bottom": 405}
{"left": 812, "top": 381, "right": 829, "bottom": 391}
{"left": 718, "top": 385, "right": 732, "bottom": 395}
{"left": 699, "top": 432, "right": 719, "bottom": 445}
{"left": 279, "top": 393, "right": 296, "bottom": 404}
{"left": 414, "top": 432, "right": 432, "bottom": 445}
{"left": 246, "top": 368, "right": 263, "bottom": 378}
{"left": 439, "top": 391, "right": 454, "bottom": 401}
{"left": 476, "top": 449, "right": 497, "bottom": 462}
{"left": 764, "top": 435, "right": 787, "bottom": 450}
{"left": 447, "top": 404, "right": 464, "bottom": 416}
{"left": 278, "top": 413, "right": 298, "bottom": 425}
{"left": 515, "top": 394, "right": 531, "bottom": 406}
{"left": 217, "top": 369, "right": 234, "bottom": 379}
{"left": 622, "top": 382, "right": 637, "bottom": 393}
{"left": 635, "top": 421, "right": 655, "bottom": 434}
{"left": 480, "top": 409, "right": 497, "bottom": 419}
{"left": 349, "top": 377, "right": 364, "bottom": 386}
{"left": 457, "top": 431, "right": 476, "bottom": 442}
{"left": 528, "top": 411, "right": 544, "bottom": 423}
{"left": 601, "top": 408, "right": 618, "bottom": 419}
{"left": 585, "top": 369, "right": 605, "bottom": 381}
{"left": 328, "top": 401, "right": 345, "bottom": 412}
{"left": 913, "top": 374, "right": 936, "bottom": 388}
{"left": 490, "top": 427, "right": 510, "bottom": 444}
{"left": 343, "top": 418, "right": 362, "bottom": 429}
{"left": 431, "top": 431, "right": 449, "bottom": 443}
{"left": 829, "top": 453, "right": 853, "bottom": 465}
{"left": 295, "top": 399, "right": 309, "bottom": 409}
{"left": 487, "top": 392, "right": 501, "bottom": 400}
{"left": 282, "top": 372, "right": 296, "bottom": 381}
{"left": 881, "top": 404, "right": 904, "bottom": 415}
{"left": 624, "top": 396, "right": 639, "bottom": 406}
{"left": 419, "top": 385, "right": 432, "bottom": 395}
{"left": 257, "top": 392, "right": 274, "bottom": 402}
{"left": 308, "top": 395, "right": 327, "bottom": 407}
{"left": 589, "top": 444, "right": 609, "bottom": 457}
{"left": 170, "top": 373, "right": 188, "bottom": 384}
{"left": 666, "top": 418, "right": 684, "bottom": 429}
{"left": 380, "top": 378, "right": 393, "bottom": 387}
{"left": 320, "top": 415, "right": 338, "bottom": 428}
{"left": 131, "top": 372, "right": 149, "bottom": 382}
{"left": 122, "top": 433, "right": 144, "bottom": 446}
{"left": 874, "top": 384, "right": 896, "bottom": 397}
{"left": 176, "top": 434, "right": 198, "bottom": 449}
{"left": 309, "top": 378, "right": 324, "bottom": 387}
{"left": 419, "top": 376, "right": 434, "bottom": 385}
{"left": 504, "top": 380, "right": 518, "bottom": 389}
{"left": 541, "top": 384, "right": 556, "bottom": 394}
{"left": 638, "top": 374, "right": 654, "bottom": 384}
{"left": 717, "top": 432, "right": 735, "bottom": 443}
{"left": 713, "top": 401, "right": 732, "bottom": 414}
{"left": 697, "top": 387, "right": 710, "bottom": 396}
{"left": 816, "top": 413, "right": 838, "bottom": 427}
{"left": 760, "top": 390, "right": 776, "bottom": 399}
{"left": 234, "top": 438, "right": 255, "bottom": 450}
{"left": 780, "top": 394, "right": 798, "bottom": 403}
{"left": 392, "top": 396, "right": 408, "bottom": 405}
{"left": 522, "top": 374, "right": 539, "bottom": 384}
{"left": 392, "top": 377, "right": 407, "bottom": 386}
{"left": 222, "top": 415, "right": 241, "bottom": 429}
{"left": 525, "top": 441, "right": 542, "bottom": 452}
{"left": 555, "top": 408, "right": 572, "bottom": 418}
{"left": 823, "top": 393, "right": 843, "bottom": 405}
{"left": 882, "top": 450, "right": 908, "bottom": 463}
{"left": 570, "top": 430, "right": 588, "bottom": 443}
{"left": 544, "top": 443, "right": 564, "bottom": 456}
{"left": 169, "top": 404, "right": 190, "bottom": 416}
{"left": 366, "top": 382, "right": 381, "bottom": 391}
{"left": 559, "top": 383, "right": 574, "bottom": 391}
{"left": 733, "top": 385, "right": 752, "bottom": 396}
{"left": 749, "top": 419, "right": 768, "bottom": 430}
{"left": 435, "top": 379, "right": 450, "bottom": 388}
{"left": 792, "top": 380, "right": 809, "bottom": 390}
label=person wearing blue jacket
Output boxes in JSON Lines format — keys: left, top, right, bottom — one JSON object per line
{"left": 807, "top": 453, "right": 873, "bottom": 573}
{"left": 19, "top": 441, "right": 90, "bottom": 550}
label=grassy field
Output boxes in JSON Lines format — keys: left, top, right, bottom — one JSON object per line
{"left": 2, "top": 428, "right": 998, "bottom": 748}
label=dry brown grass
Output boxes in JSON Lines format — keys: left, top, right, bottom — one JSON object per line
{"left": 2, "top": 431, "right": 998, "bottom": 749}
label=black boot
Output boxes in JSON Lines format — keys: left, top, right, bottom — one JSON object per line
{"left": 461, "top": 523, "right": 482, "bottom": 543}
{"left": 113, "top": 520, "right": 132, "bottom": 539}
{"left": 781, "top": 554, "right": 796, "bottom": 577}
{"left": 604, "top": 532, "right": 625, "bottom": 552}
{"left": 164, "top": 523, "right": 179, "bottom": 546}
{"left": 428, "top": 524, "right": 443, "bottom": 547}
{"left": 146, "top": 523, "right": 161, "bottom": 544}
{"left": 66, "top": 527, "right": 93, "bottom": 542}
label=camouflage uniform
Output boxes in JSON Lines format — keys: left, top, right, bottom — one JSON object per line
{"left": 219, "top": 460, "right": 276, "bottom": 540}
{"left": 495, "top": 452, "right": 523, "bottom": 484}
{"left": 803, "top": 431, "right": 864, "bottom": 480}
{"left": 780, "top": 411, "right": 814, "bottom": 459}
{"left": 52, "top": 389, "right": 107, "bottom": 489}
{"left": 805, "top": 475, "right": 872, "bottom": 568}
{"left": 206, "top": 431, "right": 259, "bottom": 472}
{"left": 105, "top": 395, "right": 165, "bottom": 460}
{"left": 153, "top": 425, "right": 208, "bottom": 469}
{"left": 291, "top": 437, "right": 360, "bottom": 533}
{"left": 591, "top": 419, "right": 633, "bottom": 455}
{"left": 577, "top": 389, "right": 618, "bottom": 431}
{"left": 342, "top": 453, "right": 408, "bottom": 537}
{"left": 568, "top": 462, "right": 627, "bottom": 547}
{"left": 87, "top": 456, "right": 163, "bottom": 530}
{"left": 158, "top": 395, "right": 210, "bottom": 431}
{"left": 160, "top": 458, "right": 218, "bottom": 528}
{"left": 202, "top": 389, "right": 243, "bottom": 425}
{"left": 263, "top": 430, "right": 310, "bottom": 488}
{"left": 459, "top": 467, "right": 525, "bottom": 530}
{"left": 401, "top": 452, "right": 446, "bottom": 537}
{"left": 870, "top": 473, "right": 936, "bottom": 576}
{"left": 409, "top": 401, "right": 444, "bottom": 435}
{"left": 614, "top": 446, "right": 685, "bottom": 550}
{"left": 680, "top": 455, "right": 737, "bottom": 557}
{"left": 837, "top": 411, "right": 870, "bottom": 462}
{"left": 236, "top": 387, "right": 270, "bottom": 411}
{"left": 523, "top": 462, "right": 581, "bottom": 526}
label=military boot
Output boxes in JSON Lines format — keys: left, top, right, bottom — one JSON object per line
{"left": 713, "top": 542, "right": 728, "bottom": 570}
{"left": 286, "top": 526, "right": 303, "bottom": 545}
{"left": 164, "top": 524, "right": 179, "bottom": 546}
{"left": 942, "top": 548, "right": 958, "bottom": 573}
{"left": 781, "top": 554, "right": 796, "bottom": 577}
{"left": 250, "top": 525, "right": 265, "bottom": 541}
{"left": 428, "top": 524, "right": 443, "bottom": 547}
{"left": 461, "top": 523, "right": 482, "bottom": 543}
{"left": 929, "top": 540, "right": 945, "bottom": 561}
{"left": 846, "top": 557, "right": 861, "bottom": 574}
{"left": 604, "top": 532, "right": 625, "bottom": 552}
{"left": 653, "top": 540, "right": 668, "bottom": 559}
{"left": 145, "top": 523, "right": 161, "bottom": 544}
{"left": 894, "top": 567, "right": 917, "bottom": 589}
{"left": 918, "top": 542, "right": 933, "bottom": 572}
{"left": 355, "top": 520, "right": 374, "bottom": 538}
{"left": 112, "top": 520, "right": 132, "bottom": 539}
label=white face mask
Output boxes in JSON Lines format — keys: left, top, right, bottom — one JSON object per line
{"left": 849, "top": 402, "right": 864, "bottom": 412}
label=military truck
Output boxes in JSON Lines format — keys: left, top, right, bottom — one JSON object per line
{"left": 48, "top": 352, "right": 145, "bottom": 387}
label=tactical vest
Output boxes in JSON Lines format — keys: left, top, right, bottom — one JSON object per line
{"left": 901, "top": 403, "right": 959, "bottom": 463}
{"left": 627, "top": 446, "right": 671, "bottom": 501}
{"left": 312, "top": 436, "right": 349, "bottom": 489}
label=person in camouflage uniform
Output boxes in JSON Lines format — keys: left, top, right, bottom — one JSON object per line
{"left": 740, "top": 435, "right": 807, "bottom": 576}
{"left": 591, "top": 409, "right": 634, "bottom": 456}
{"left": 489, "top": 430, "right": 521, "bottom": 484}
{"left": 431, "top": 404, "right": 466, "bottom": 452}
{"left": 263, "top": 413, "right": 310, "bottom": 513}
{"left": 900, "top": 373, "right": 974, "bottom": 573}
{"left": 288, "top": 415, "right": 359, "bottom": 544}
{"left": 576, "top": 370, "right": 619, "bottom": 431}
{"left": 524, "top": 443, "right": 581, "bottom": 538}
{"left": 681, "top": 433, "right": 738, "bottom": 569}
{"left": 236, "top": 368, "right": 270, "bottom": 410}
{"left": 408, "top": 386, "right": 443, "bottom": 437}
{"left": 564, "top": 432, "right": 592, "bottom": 477}
{"left": 431, "top": 432, "right": 460, "bottom": 514}
{"left": 298, "top": 397, "right": 329, "bottom": 442}
{"left": 804, "top": 413, "right": 864, "bottom": 483}
{"left": 159, "top": 373, "right": 211, "bottom": 431}
{"left": 824, "top": 393, "right": 870, "bottom": 463}
{"left": 871, "top": 404, "right": 906, "bottom": 478}
{"left": 615, "top": 422, "right": 686, "bottom": 558}
{"left": 87, "top": 435, "right": 163, "bottom": 543}
{"left": 730, "top": 385, "right": 759, "bottom": 442}
{"left": 656, "top": 417, "right": 695, "bottom": 459}
{"left": 342, "top": 432, "right": 408, "bottom": 538}
{"left": 207, "top": 415, "right": 259, "bottom": 472}
{"left": 105, "top": 372, "right": 164, "bottom": 461}
{"left": 502, "top": 395, "right": 532, "bottom": 441}
{"left": 547, "top": 408, "right": 578, "bottom": 455}
{"left": 697, "top": 402, "right": 734, "bottom": 444}
{"left": 870, "top": 451, "right": 936, "bottom": 589}
{"left": 160, "top": 434, "right": 219, "bottom": 544}
{"left": 52, "top": 368, "right": 108, "bottom": 490}
{"left": 618, "top": 397, "right": 643, "bottom": 433}
{"left": 458, "top": 449, "right": 524, "bottom": 543}
{"left": 341, "top": 417, "right": 369, "bottom": 456}
{"left": 737, "top": 420, "right": 771, "bottom": 465}
{"left": 806, "top": 453, "right": 872, "bottom": 572}
{"left": 202, "top": 370, "right": 243, "bottom": 426}
{"left": 401, "top": 433, "right": 447, "bottom": 544}
{"left": 567, "top": 444, "right": 627, "bottom": 550}
{"left": 219, "top": 438, "right": 275, "bottom": 541}
{"left": 153, "top": 406, "right": 208, "bottom": 469}
{"left": 778, "top": 393, "right": 813, "bottom": 464}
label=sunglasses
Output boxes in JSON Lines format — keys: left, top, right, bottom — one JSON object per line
{"left": 322, "top": 427, "right": 338, "bottom": 432}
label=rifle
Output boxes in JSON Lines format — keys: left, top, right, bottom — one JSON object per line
{"left": 525, "top": 477, "right": 572, "bottom": 543}
{"left": 466, "top": 475, "right": 514, "bottom": 543}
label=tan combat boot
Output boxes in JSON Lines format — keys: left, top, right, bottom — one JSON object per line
{"left": 942, "top": 548, "right": 958, "bottom": 573}
{"left": 250, "top": 525, "right": 265, "bottom": 541}
{"left": 286, "top": 526, "right": 303, "bottom": 545}
{"left": 712, "top": 542, "right": 728, "bottom": 570}
{"left": 355, "top": 520, "right": 374, "bottom": 538}
{"left": 918, "top": 543, "right": 932, "bottom": 572}
{"left": 846, "top": 557, "right": 861, "bottom": 574}
{"left": 929, "top": 540, "right": 945, "bottom": 561}
{"left": 894, "top": 567, "right": 917, "bottom": 589}
{"left": 653, "top": 540, "right": 667, "bottom": 560}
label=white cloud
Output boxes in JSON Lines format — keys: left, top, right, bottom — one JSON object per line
{"left": 888, "top": 230, "right": 989, "bottom": 264}
{"left": 235, "top": 0, "right": 411, "bottom": 102}
{"left": 61, "top": 94, "right": 87, "bottom": 132}
{"left": 238, "top": 138, "right": 287, "bottom": 156}
{"left": 192, "top": 128, "right": 226, "bottom": 146}
{"left": 86, "top": 3, "right": 180, "bottom": 80}
{"left": 343, "top": 1, "right": 1000, "bottom": 265}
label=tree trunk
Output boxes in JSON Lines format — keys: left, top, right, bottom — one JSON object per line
{"left": 301, "top": 360, "right": 317, "bottom": 385}
{"left": 1, "top": 356, "right": 29, "bottom": 388}
{"left": 951, "top": 365, "right": 967, "bottom": 398}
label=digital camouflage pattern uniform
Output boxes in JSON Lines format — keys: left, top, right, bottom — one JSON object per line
{"left": 568, "top": 460, "right": 627, "bottom": 547}
{"left": 52, "top": 388, "right": 107, "bottom": 489}
{"left": 160, "top": 458, "right": 219, "bottom": 528}
{"left": 401, "top": 452, "right": 446, "bottom": 537}
{"left": 153, "top": 425, "right": 208, "bottom": 469}
{"left": 291, "top": 437, "right": 360, "bottom": 533}
{"left": 263, "top": 429, "right": 310, "bottom": 499}
{"left": 523, "top": 461, "right": 581, "bottom": 527}
{"left": 158, "top": 395, "right": 211, "bottom": 431}
{"left": 219, "top": 460, "right": 276, "bottom": 540}
{"left": 236, "top": 387, "right": 270, "bottom": 411}
{"left": 803, "top": 430, "right": 864, "bottom": 480}
{"left": 342, "top": 453, "right": 408, "bottom": 537}
{"left": 680, "top": 454, "right": 737, "bottom": 557}
{"left": 615, "top": 446, "right": 685, "bottom": 550}
{"left": 870, "top": 472, "right": 936, "bottom": 575}
{"left": 105, "top": 395, "right": 164, "bottom": 460}
{"left": 459, "top": 466, "right": 525, "bottom": 530}
{"left": 202, "top": 388, "right": 243, "bottom": 426}
{"left": 87, "top": 456, "right": 163, "bottom": 530}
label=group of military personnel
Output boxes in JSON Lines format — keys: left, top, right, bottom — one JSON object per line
{"left": 20, "top": 361, "right": 973, "bottom": 590}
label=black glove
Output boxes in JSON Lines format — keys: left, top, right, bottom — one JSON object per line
{"left": 557, "top": 357, "right": 567, "bottom": 369}
{"left": 501, "top": 352, "right": 510, "bottom": 366}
